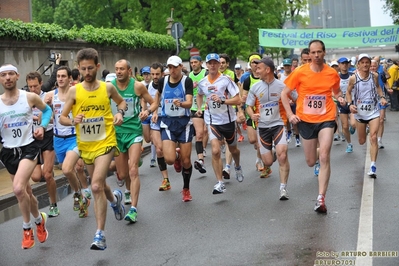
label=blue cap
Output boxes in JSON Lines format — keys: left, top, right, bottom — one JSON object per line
{"left": 337, "top": 57, "right": 350, "bottom": 63}
{"left": 141, "top": 66, "right": 150, "bottom": 74}
{"left": 206, "top": 53, "right": 220, "bottom": 63}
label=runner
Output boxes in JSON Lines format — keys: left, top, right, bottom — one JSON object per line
{"left": 281, "top": 40, "right": 345, "bottom": 214}
{"left": 59, "top": 48, "right": 127, "bottom": 250}
{"left": 0, "top": 64, "right": 49, "bottom": 249}
{"left": 246, "top": 57, "right": 290, "bottom": 200}
{"left": 346, "top": 54, "right": 388, "bottom": 178}
{"left": 151, "top": 55, "right": 194, "bottom": 202}
{"left": 189, "top": 55, "right": 208, "bottom": 174}
{"left": 196, "top": 53, "right": 244, "bottom": 194}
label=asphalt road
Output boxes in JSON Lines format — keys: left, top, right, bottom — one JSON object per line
{"left": 0, "top": 111, "right": 398, "bottom": 266}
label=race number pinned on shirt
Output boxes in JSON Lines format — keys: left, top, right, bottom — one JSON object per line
{"left": 208, "top": 100, "right": 227, "bottom": 114}
{"left": 356, "top": 100, "right": 375, "bottom": 117}
{"left": 79, "top": 116, "right": 106, "bottom": 142}
{"left": 259, "top": 102, "right": 279, "bottom": 122}
{"left": 303, "top": 95, "right": 326, "bottom": 115}
{"left": 111, "top": 97, "right": 134, "bottom": 117}
{"left": 165, "top": 98, "right": 185, "bottom": 117}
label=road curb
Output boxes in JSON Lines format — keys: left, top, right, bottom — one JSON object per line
{"left": 0, "top": 145, "right": 151, "bottom": 224}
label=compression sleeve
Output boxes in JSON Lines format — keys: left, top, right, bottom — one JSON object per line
{"left": 39, "top": 104, "right": 52, "bottom": 128}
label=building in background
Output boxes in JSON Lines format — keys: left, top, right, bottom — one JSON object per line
{"left": 0, "top": 0, "right": 32, "bottom": 22}
{"left": 309, "top": 0, "right": 370, "bottom": 28}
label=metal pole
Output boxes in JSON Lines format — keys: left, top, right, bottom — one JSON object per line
{"left": 175, "top": 23, "right": 180, "bottom": 55}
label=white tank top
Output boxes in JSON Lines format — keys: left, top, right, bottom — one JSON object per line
{"left": 32, "top": 91, "right": 53, "bottom": 132}
{"left": 53, "top": 89, "right": 75, "bottom": 136}
{"left": 148, "top": 81, "right": 162, "bottom": 114}
{"left": 0, "top": 90, "right": 34, "bottom": 148}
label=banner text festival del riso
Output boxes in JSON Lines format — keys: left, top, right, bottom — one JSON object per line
{"left": 258, "top": 25, "right": 399, "bottom": 49}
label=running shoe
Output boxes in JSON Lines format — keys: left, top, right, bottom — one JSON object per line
{"left": 314, "top": 195, "right": 327, "bottom": 214}
{"left": 367, "top": 165, "right": 377, "bottom": 178}
{"left": 260, "top": 167, "right": 272, "bottom": 178}
{"left": 235, "top": 167, "right": 244, "bottom": 182}
{"left": 349, "top": 125, "right": 356, "bottom": 135}
{"left": 174, "top": 148, "right": 182, "bottom": 173}
{"left": 314, "top": 161, "right": 320, "bottom": 176}
{"left": 150, "top": 159, "right": 157, "bottom": 168}
{"left": 256, "top": 160, "right": 264, "bottom": 172}
{"left": 110, "top": 190, "right": 125, "bottom": 221}
{"left": 181, "top": 188, "right": 192, "bottom": 202}
{"left": 238, "top": 135, "right": 244, "bottom": 142}
{"left": 73, "top": 192, "right": 81, "bottom": 211}
{"left": 333, "top": 134, "right": 340, "bottom": 141}
{"left": 279, "top": 188, "right": 289, "bottom": 200}
{"left": 222, "top": 167, "right": 230, "bottom": 179}
{"left": 203, "top": 149, "right": 207, "bottom": 157}
{"left": 79, "top": 197, "right": 90, "bottom": 218}
{"left": 115, "top": 172, "right": 125, "bottom": 187}
{"left": 83, "top": 188, "right": 92, "bottom": 199}
{"left": 124, "top": 191, "right": 132, "bottom": 204}
{"left": 124, "top": 208, "right": 138, "bottom": 223}
{"left": 286, "top": 130, "right": 292, "bottom": 143}
{"left": 159, "top": 179, "right": 171, "bottom": 191}
{"left": 48, "top": 204, "right": 60, "bottom": 217}
{"left": 90, "top": 231, "right": 106, "bottom": 250}
{"left": 346, "top": 144, "right": 353, "bottom": 153}
{"left": 221, "top": 144, "right": 226, "bottom": 154}
{"left": 212, "top": 181, "right": 226, "bottom": 194}
{"left": 194, "top": 159, "right": 207, "bottom": 174}
{"left": 378, "top": 140, "right": 384, "bottom": 149}
{"left": 242, "top": 122, "right": 247, "bottom": 130}
{"left": 36, "top": 212, "right": 48, "bottom": 243}
{"left": 341, "top": 133, "right": 346, "bottom": 142}
{"left": 22, "top": 228, "right": 34, "bottom": 249}
{"left": 295, "top": 138, "right": 301, "bottom": 147}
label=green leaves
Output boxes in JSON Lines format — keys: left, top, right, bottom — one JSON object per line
{"left": 0, "top": 19, "right": 176, "bottom": 50}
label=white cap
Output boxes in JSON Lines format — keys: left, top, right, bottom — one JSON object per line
{"left": 358, "top": 54, "right": 371, "bottom": 62}
{"left": 234, "top": 63, "right": 242, "bottom": 69}
{"left": 164, "top": 68, "right": 170, "bottom": 75}
{"left": 329, "top": 61, "right": 338, "bottom": 67}
{"left": 351, "top": 56, "right": 357, "bottom": 65}
{"left": 105, "top": 73, "right": 116, "bottom": 82}
{"left": 166, "top": 55, "right": 182, "bottom": 67}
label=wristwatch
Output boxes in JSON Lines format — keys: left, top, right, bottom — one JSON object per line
{"left": 117, "top": 109, "right": 125, "bottom": 117}
{"left": 220, "top": 96, "right": 226, "bottom": 104}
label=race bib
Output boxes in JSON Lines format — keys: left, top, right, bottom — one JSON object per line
{"left": 208, "top": 100, "right": 227, "bottom": 114}
{"left": 165, "top": 98, "right": 185, "bottom": 117}
{"left": 111, "top": 97, "right": 134, "bottom": 117}
{"left": 303, "top": 95, "right": 326, "bottom": 115}
{"left": 259, "top": 102, "right": 280, "bottom": 122}
{"left": 79, "top": 116, "right": 106, "bottom": 142}
{"left": 2, "top": 122, "right": 30, "bottom": 144}
{"left": 356, "top": 100, "right": 375, "bottom": 116}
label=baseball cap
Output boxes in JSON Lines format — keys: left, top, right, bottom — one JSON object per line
{"left": 234, "top": 64, "right": 242, "bottom": 69}
{"left": 358, "top": 54, "right": 371, "bottom": 62}
{"left": 141, "top": 66, "right": 150, "bottom": 74}
{"left": 351, "top": 56, "right": 357, "bottom": 65}
{"left": 387, "top": 58, "right": 393, "bottom": 64}
{"left": 166, "top": 55, "right": 182, "bottom": 67}
{"left": 206, "top": 53, "right": 220, "bottom": 63}
{"left": 253, "top": 57, "right": 275, "bottom": 70}
{"left": 329, "top": 61, "right": 338, "bottom": 67}
{"left": 282, "top": 58, "right": 292, "bottom": 66}
{"left": 337, "top": 57, "right": 350, "bottom": 63}
{"left": 105, "top": 73, "right": 116, "bottom": 82}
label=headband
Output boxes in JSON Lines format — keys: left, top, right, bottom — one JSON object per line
{"left": 0, "top": 65, "right": 18, "bottom": 74}
{"left": 249, "top": 55, "right": 261, "bottom": 63}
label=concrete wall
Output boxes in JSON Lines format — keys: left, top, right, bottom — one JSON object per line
{"left": 0, "top": 39, "right": 171, "bottom": 92}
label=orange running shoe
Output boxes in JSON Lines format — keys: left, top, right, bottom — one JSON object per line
{"left": 181, "top": 188, "right": 192, "bottom": 202}
{"left": 260, "top": 167, "right": 272, "bottom": 178}
{"left": 36, "top": 212, "right": 48, "bottom": 243}
{"left": 159, "top": 179, "right": 171, "bottom": 191}
{"left": 238, "top": 135, "right": 244, "bottom": 142}
{"left": 22, "top": 228, "right": 35, "bottom": 249}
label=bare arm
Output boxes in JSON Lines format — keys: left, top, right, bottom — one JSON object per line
{"left": 59, "top": 86, "right": 77, "bottom": 126}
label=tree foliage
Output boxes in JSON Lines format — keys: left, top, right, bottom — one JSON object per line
{"left": 31, "top": 0, "right": 310, "bottom": 59}
{"left": 383, "top": 0, "right": 399, "bottom": 24}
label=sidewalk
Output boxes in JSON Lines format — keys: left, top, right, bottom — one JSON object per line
{"left": 0, "top": 143, "right": 151, "bottom": 224}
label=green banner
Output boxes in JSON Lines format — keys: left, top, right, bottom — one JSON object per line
{"left": 259, "top": 25, "right": 399, "bottom": 49}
